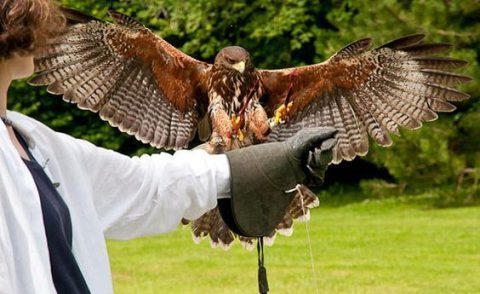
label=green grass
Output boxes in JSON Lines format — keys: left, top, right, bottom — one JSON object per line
{"left": 107, "top": 196, "right": 480, "bottom": 293}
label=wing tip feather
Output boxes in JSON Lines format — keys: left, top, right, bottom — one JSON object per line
{"left": 379, "top": 33, "right": 426, "bottom": 50}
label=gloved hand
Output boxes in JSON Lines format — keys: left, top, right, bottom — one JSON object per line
{"left": 283, "top": 127, "right": 337, "bottom": 186}
{"left": 218, "top": 127, "right": 337, "bottom": 237}
{"left": 305, "top": 136, "right": 336, "bottom": 187}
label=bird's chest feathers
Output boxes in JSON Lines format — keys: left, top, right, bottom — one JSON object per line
{"left": 206, "top": 69, "right": 269, "bottom": 150}
{"left": 208, "top": 72, "right": 259, "bottom": 114}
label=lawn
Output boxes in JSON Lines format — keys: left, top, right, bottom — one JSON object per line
{"left": 107, "top": 195, "right": 480, "bottom": 293}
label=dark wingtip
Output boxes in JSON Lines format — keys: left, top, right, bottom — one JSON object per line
{"left": 106, "top": 9, "right": 145, "bottom": 29}
{"left": 107, "top": 9, "right": 120, "bottom": 17}
{"left": 402, "top": 43, "right": 453, "bottom": 56}
{"left": 358, "top": 37, "right": 373, "bottom": 45}
{"left": 107, "top": 9, "right": 131, "bottom": 21}
{"left": 379, "top": 33, "right": 426, "bottom": 49}
{"left": 27, "top": 76, "right": 44, "bottom": 86}
{"left": 60, "top": 7, "right": 101, "bottom": 24}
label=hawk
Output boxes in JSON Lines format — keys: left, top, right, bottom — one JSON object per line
{"left": 31, "top": 9, "right": 471, "bottom": 249}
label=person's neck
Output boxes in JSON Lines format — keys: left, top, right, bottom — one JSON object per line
{"left": 0, "top": 60, "right": 13, "bottom": 117}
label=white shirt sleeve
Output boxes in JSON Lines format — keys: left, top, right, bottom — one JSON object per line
{"left": 0, "top": 208, "right": 15, "bottom": 294}
{"left": 63, "top": 136, "right": 230, "bottom": 240}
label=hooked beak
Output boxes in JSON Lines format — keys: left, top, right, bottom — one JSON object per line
{"left": 232, "top": 61, "right": 245, "bottom": 74}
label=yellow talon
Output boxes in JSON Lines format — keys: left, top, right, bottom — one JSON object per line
{"left": 231, "top": 114, "right": 241, "bottom": 128}
{"left": 287, "top": 101, "right": 293, "bottom": 111}
{"left": 271, "top": 102, "right": 293, "bottom": 127}
{"left": 230, "top": 114, "right": 244, "bottom": 141}
{"left": 237, "top": 129, "right": 244, "bottom": 141}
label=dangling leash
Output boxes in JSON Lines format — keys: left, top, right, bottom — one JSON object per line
{"left": 255, "top": 184, "right": 319, "bottom": 294}
{"left": 298, "top": 186, "right": 320, "bottom": 294}
{"left": 285, "top": 184, "right": 320, "bottom": 294}
{"left": 257, "top": 237, "right": 269, "bottom": 294}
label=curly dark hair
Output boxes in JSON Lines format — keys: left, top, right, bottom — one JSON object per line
{"left": 0, "top": 0, "right": 65, "bottom": 59}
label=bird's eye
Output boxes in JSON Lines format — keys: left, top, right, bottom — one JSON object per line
{"left": 226, "top": 57, "right": 234, "bottom": 64}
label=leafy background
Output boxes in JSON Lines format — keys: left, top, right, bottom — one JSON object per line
{"left": 9, "top": 0, "right": 479, "bottom": 204}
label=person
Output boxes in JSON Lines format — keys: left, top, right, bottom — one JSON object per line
{"left": 0, "top": 1, "right": 336, "bottom": 293}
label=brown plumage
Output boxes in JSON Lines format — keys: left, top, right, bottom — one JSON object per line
{"left": 31, "top": 9, "right": 471, "bottom": 249}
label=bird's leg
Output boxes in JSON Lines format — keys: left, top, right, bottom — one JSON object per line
{"left": 230, "top": 113, "right": 245, "bottom": 142}
{"left": 270, "top": 101, "right": 293, "bottom": 127}
{"left": 269, "top": 70, "right": 297, "bottom": 127}
{"left": 247, "top": 100, "right": 270, "bottom": 142}
{"left": 208, "top": 98, "right": 233, "bottom": 149}
{"left": 212, "top": 110, "right": 233, "bottom": 149}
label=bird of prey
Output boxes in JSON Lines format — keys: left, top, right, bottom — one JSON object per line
{"left": 30, "top": 9, "right": 471, "bottom": 249}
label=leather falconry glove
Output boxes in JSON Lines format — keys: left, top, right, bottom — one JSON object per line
{"left": 306, "top": 137, "right": 336, "bottom": 187}
{"left": 218, "top": 127, "right": 337, "bottom": 237}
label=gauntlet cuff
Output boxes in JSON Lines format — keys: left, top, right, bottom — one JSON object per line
{"left": 219, "top": 142, "right": 303, "bottom": 237}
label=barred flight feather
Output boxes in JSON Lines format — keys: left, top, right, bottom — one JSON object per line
{"left": 108, "top": 9, "right": 146, "bottom": 30}
{"left": 428, "top": 99, "right": 456, "bottom": 112}
{"left": 331, "top": 38, "right": 372, "bottom": 61}
{"left": 367, "top": 74, "right": 431, "bottom": 124}
{"left": 368, "top": 84, "right": 423, "bottom": 129}
{"left": 34, "top": 51, "right": 106, "bottom": 86}
{"left": 361, "top": 87, "right": 400, "bottom": 135}
{"left": 336, "top": 96, "right": 358, "bottom": 158}
{"left": 329, "top": 97, "right": 349, "bottom": 154}
{"left": 401, "top": 43, "right": 453, "bottom": 56}
{"left": 379, "top": 34, "right": 425, "bottom": 49}
{"left": 59, "top": 57, "right": 113, "bottom": 100}
{"left": 407, "top": 57, "right": 468, "bottom": 70}
{"left": 34, "top": 45, "right": 103, "bottom": 71}
{"left": 341, "top": 97, "right": 368, "bottom": 155}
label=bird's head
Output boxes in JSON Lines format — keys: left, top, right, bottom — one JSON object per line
{"left": 214, "top": 46, "right": 252, "bottom": 74}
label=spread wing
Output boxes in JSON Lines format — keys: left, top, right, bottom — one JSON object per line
{"left": 30, "top": 9, "right": 210, "bottom": 149}
{"left": 261, "top": 34, "right": 471, "bottom": 163}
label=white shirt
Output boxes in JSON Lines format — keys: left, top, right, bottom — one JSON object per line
{"left": 0, "top": 111, "right": 230, "bottom": 293}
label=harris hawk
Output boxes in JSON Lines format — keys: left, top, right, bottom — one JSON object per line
{"left": 30, "top": 9, "right": 471, "bottom": 249}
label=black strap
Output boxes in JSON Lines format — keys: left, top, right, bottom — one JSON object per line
{"left": 1, "top": 116, "right": 13, "bottom": 126}
{"left": 257, "top": 237, "right": 269, "bottom": 294}
{"left": 14, "top": 128, "right": 91, "bottom": 294}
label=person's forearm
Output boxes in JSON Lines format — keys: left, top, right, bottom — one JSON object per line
{"left": 60, "top": 133, "right": 228, "bottom": 239}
